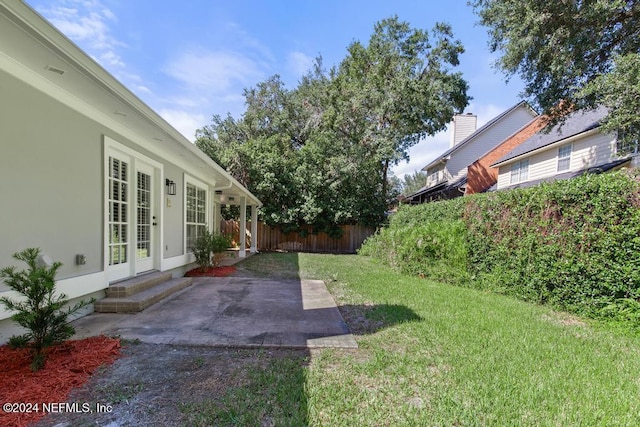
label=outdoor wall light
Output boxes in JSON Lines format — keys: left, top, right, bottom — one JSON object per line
{"left": 165, "top": 179, "right": 176, "bottom": 195}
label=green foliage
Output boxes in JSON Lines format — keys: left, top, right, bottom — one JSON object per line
{"left": 193, "top": 229, "right": 214, "bottom": 271}
{"left": 360, "top": 219, "right": 468, "bottom": 285}
{"left": 196, "top": 16, "right": 469, "bottom": 233}
{"left": 0, "top": 248, "right": 93, "bottom": 371}
{"left": 399, "top": 170, "right": 428, "bottom": 196}
{"left": 465, "top": 171, "right": 640, "bottom": 324}
{"left": 360, "top": 199, "right": 468, "bottom": 284}
{"left": 472, "top": 0, "right": 640, "bottom": 135}
{"left": 361, "top": 171, "right": 640, "bottom": 329}
{"left": 194, "top": 229, "right": 233, "bottom": 270}
{"left": 580, "top": 52, "right": 640, "bottom": 152}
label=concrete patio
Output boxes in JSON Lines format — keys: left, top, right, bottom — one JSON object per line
{"left": 72, "top": 276, "right": 358, "bottom": 349}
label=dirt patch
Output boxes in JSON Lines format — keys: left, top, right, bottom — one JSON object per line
{"left": 540, "top": 312, "right": 587, "bottom": 328}
{"left": 33, "top": 342, "right": 307, "bottom": 426}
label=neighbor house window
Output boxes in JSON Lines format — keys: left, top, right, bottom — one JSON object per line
{"left": 428, "top": 169, "right": 439, "bottom": 185}
{"left": 186, "top": 182, "right": 207, "bottom": 252}
{"left": 557, "top": 144, "right": 572, "bottom": 171}
{"left": 617, "top": 127, "right": 639, "bottom": 155}
{"left": 510, "top": 159, "right": 529, "bottom": 184}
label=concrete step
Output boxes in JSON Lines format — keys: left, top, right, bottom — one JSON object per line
{"left": 106, "top": 271, "right": 173, "bottom": 298}
{"left": 95, "top": 277, "right": 193, "bottom": 313}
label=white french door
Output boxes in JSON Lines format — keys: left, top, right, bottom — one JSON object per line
{"left": 135, "top": 162, "right": 155, "bottom": 273}
{"left": 107, "top": 154, "right": 131, "bottom": 281}
{"left": 106, "top": 142, "right": 159, "bottom": 282}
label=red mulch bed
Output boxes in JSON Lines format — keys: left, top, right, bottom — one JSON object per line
{"left": 184, "top": 265, "right": 236, "bottom": 277}
{"left": 0, "top": 336, "right": 120, "bottom": 427}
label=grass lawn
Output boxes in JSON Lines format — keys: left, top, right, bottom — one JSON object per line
{"left": 196, "top": 252, "right": 640, "bottom": 426}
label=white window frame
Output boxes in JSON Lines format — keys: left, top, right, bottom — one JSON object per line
{"left": 184, "top": 175, "right": 209, "bottom": 254}
{"left": 428, "top": 167, "right": 443, "bottom": 187}
{"left": 510, "top": 159, "right": 529, "bottom": 184}
{"left": 617, "top": 128, "right": 639, "bottom": 155}
{"left": 557, "top": 144, "right": 572, "bottom": 172}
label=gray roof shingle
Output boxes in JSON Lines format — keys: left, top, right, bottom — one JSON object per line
{"left": 492, "top": 107, "right": 608, "bottom": 166}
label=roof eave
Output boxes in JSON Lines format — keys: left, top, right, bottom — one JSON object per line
{"left": 6, "top": 2, "right": 261, "bottom": 207}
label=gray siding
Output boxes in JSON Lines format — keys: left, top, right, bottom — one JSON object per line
{"left": 163, "top": 162, "right": 185, "bottom": 258}
{"left": 1, "top": 73, "right": 104, "bottom": 285}
{"left": 496, "top": 131, "right": 617, "bottom": 189}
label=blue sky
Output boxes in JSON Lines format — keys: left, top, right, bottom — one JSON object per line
{"left": 27, "top": 0, "right": 525, "bottom": 179}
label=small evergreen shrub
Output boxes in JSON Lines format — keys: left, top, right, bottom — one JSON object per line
{"left": 0, "top": 248, "right": 94, "bottom": 371}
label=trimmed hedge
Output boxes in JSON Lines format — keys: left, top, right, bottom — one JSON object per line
{"left": 360, "top": 170, "right": 640, "bottom": 325}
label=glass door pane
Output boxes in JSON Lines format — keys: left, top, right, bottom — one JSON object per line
{"left": 137, "top": 171, "right": 151, "bottom": 260}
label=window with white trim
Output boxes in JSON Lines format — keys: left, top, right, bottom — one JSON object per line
{"left": 108, "top": 156, "right": 128, "bottom": 265}
{"left": 617, "top": 127, "right": 639, "bottom": 155}
{"left": 428, "top": 169, "right": 439, "bottom": 185}
{"left": 557, "top": 144, "right": 572, "bottom": 171}
{"left": 186, "top": 182, "right": 207, "bottom": 252}
{"left": 510, "top": 159, "right": 529, "bottom": 184}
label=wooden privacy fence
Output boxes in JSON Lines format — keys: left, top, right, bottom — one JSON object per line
{"left": 220, "top": 220, "right": 375, "bottom": 254}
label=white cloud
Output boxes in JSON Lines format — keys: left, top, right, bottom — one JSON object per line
{"left": 287, "top": 51, "right": 314, "bottom": 78}
{"left": 163, "top": 50, "right": 263, "bottom": 94}
{"left": 159, "top": 109, "right": 207, "bottom": 142}
{"left": 38, "top": 0, "right": 126, "bottom": 69}
{"left": 134, "top": 85, "right": 152, "bottom": 95}
{"left": 392, "top": 131, "right": 450, "bottom": 179}
{"left": 392, "top": 101, "right": 518, "bottom": 179}
{"left": 99, "top": 50, "right": 125, "bottom": 68}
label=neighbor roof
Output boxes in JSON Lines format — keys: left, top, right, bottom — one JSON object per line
{"left": 423, "top": 101, "right": 537, "bottom": 171}
{"left": 492, "top": 107, "right": 608, "bottom": 167}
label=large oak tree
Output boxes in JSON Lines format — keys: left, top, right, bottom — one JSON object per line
{"left": 472, "top": 0, "right": 640, "bottom": 149}
{"left": 196, "top": 17, "right": 469, "bottom": 233}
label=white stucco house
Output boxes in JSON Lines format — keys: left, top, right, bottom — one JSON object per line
{"left": 404, "top": 101, "right": 538, "bottom": 203}
{"left": 491, "top": 107, "right": 640, "bottom": 190}
{"left": 0, "top": 2, "right": 261, "bottom": 341}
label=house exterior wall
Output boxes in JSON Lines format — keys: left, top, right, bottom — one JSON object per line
{"left": 163, "top": 162, "right": 186, "bottom": 259}
{"left": 0, "top": 70, "right": 218, "bottom": 294}
{"left": 570, "top": 132, "right": 617, "bottom": 171}
{"left": 496, "top": 131, "right": 617, "bottom": 189}
{"left": 466, "top": 116, "right": 547, "bottom": 194}
{"left": 438, "top": 106, "right": 537, "bottom": 184}
{"left": 0, "top": 72, "right": 104, "bottom": 284}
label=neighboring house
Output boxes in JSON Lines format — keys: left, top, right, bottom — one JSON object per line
{"left": 491, "top": 107, "right": 639, "bottom": 191}
{"left": 404, "top": 101, "right": 538, "bottom": 204}
{"left": 466, "top": 115, "right": 549, "bottom": 194}
{"left": 0, "top": 2, "right": 261, "bottom": 340}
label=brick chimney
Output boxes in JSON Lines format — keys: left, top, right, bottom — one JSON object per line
{"left": 449, "top": 113, "right": 477, "bottom": 148}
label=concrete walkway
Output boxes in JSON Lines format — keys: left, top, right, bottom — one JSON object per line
{"left": 72, "top": 277, "right": 357, "bottom": 349}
